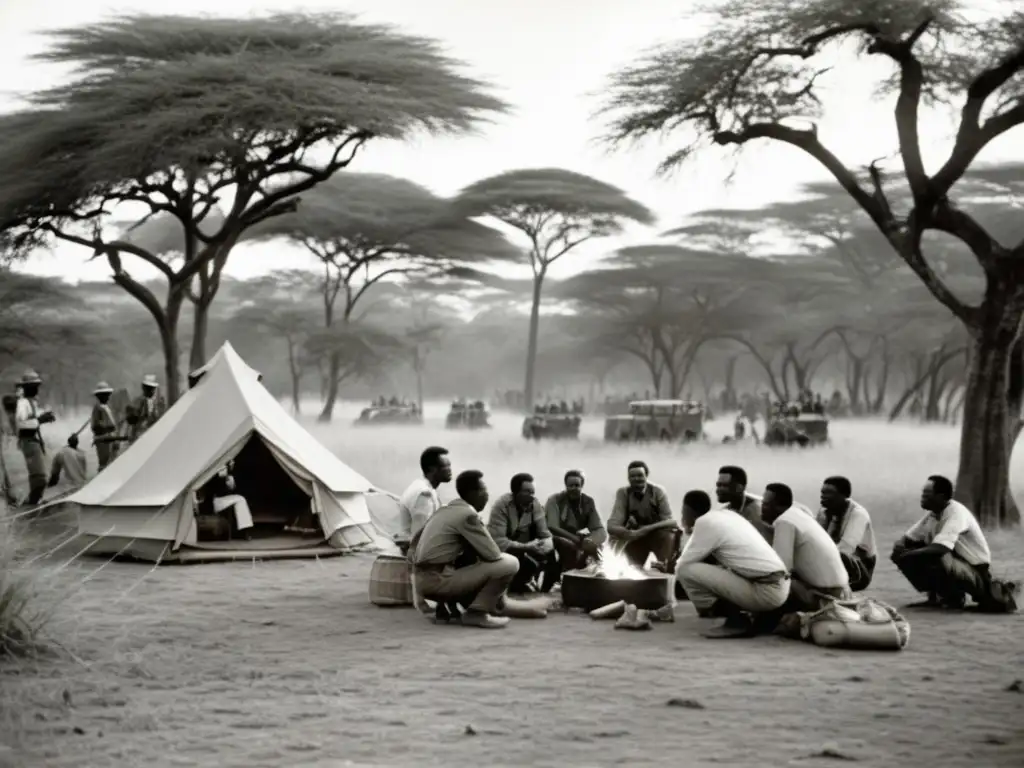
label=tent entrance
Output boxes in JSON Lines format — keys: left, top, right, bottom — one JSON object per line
{"left": 194, "top": 434, "right": 320, "bottom": 546}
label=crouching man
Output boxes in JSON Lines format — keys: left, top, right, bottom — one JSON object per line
{"left": 607, "top": 460, "right": 679, "bottom": 567}
{"left": 411, "top": 470, "right": 520, "bottom": 629}
{"left": 892, "top": 475, "right": 1017, "bottom": 613}
{"left": 487, "top": 473, "right": 554, "bottom": 593}
{"left": 675, "top": 490, "right": 790, "bottom": 638}
{"left": 543, "top": 469, "right": 607, "bottom": 589}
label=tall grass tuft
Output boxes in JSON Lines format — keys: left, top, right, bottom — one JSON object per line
{"left": 0, "top": 512, "right": 63, "bottom": 659}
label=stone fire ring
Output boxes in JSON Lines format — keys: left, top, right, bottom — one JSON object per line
{"left": 561, "top": 569, "right": 674, "bottom": 613}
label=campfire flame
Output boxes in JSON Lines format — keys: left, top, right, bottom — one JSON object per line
{"left": 595, "top": 543, "right": 651, "bottom": 580}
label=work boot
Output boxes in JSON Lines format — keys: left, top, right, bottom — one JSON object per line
{"left": 460, "top": 611, "right": 509, "bottom": 629}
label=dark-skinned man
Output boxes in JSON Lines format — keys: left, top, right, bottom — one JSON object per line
{"left": 891, "top": 475, "right": 1016, "bottom": 612}
{"left": 607, "top": 460, "right": 678, "bottom": 567}
{"left": 761, "top": 482, "right": 850, "bottom": 619}
{"left": 90, "top": 381, "right": 119, "bottom": 470}
{"left": 126, "top": 374, "right": 164, "bottom": 444}
{"left": 543, "top": 469, "right": 607, "bottom": 589}
{"left": 13, "top": 370, "right": 56, "bottom": 506}
{"left": 487, "top": 472, "right": 554, "bottom": 593}
{"left": 410, "top": 470, "right": 519, "bottom": 629}
{"left": 817, "top": 475, "right": 877, "bottom": 591}
{"left": 715, "top": 465, "right": 772, "bottom": 542}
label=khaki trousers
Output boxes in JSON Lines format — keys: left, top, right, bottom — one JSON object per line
{"left": 414, "top": 553, "right": 519, "bottom": 613}
{"left": 676, "top": 561, "right": 790, "bottom": 613}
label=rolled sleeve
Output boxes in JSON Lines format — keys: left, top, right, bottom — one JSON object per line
{"left": 931, "top": 509, "right": 968, "bottom": 551}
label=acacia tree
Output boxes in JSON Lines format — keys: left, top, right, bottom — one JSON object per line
{"left": 453, "top": 168, "right": 655, "bottom": 410}
{"left": 0, "top": 13, "right": 505, "bottom": 404}
{"left": 604, "top": 0, "right": 1024, "bottom": 525}
{"left": 243, "top": 172, "right": 518, "bottom": 420}
{"left": 562, "top": 245, "right": 770, "bottom": 397}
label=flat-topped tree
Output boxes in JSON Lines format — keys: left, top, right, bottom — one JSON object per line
{"left": 0, "top": 13, "right": 505, "bottom": 404}
{"left": 242, "top": 172, "right": 519, "bottom": 421}
{"left": 603, "top": 0, "right": 1024, "bottom": 526}
{"left": 453, "top": 168, "right": 655, "bottom": 411}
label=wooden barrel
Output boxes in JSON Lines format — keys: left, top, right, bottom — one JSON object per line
{"left": 369, "top": 554, "right": 413, "bottom": 607}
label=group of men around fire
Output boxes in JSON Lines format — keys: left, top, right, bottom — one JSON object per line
{"left": 3, "top": 369, "right": 165, "bottom": 506}
{"left": 395, "top": 447, "right": 1018, "bottom": 633}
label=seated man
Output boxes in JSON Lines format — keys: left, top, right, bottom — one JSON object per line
{"left": 817, "top": 475, "right": 877, "bottom": 591}
{"left": 543, "top": 469, "right": 607, "bottom": 589}
{"left": 715, "top": 465, "right": 771, "bottom": 542}
{"left": 487, "top": 473, "right": 554, "bottom": 593}
{"left": 205, "top": 461, "right": 254, "bottom": 541}
{"left": 761, "top": 482, "right": 850, "bottom": 616}
{"left": 892, "top": 475, "right": 1016, "bottom": 612}
{"left": 411, "top": 470, "right": 520, "bottom": 629}
{"left": 676, "top": 490, "right": 790, "bottom": 638}
{"left": 607, "top": 460, "right": 678, "bottom": 567}
{"left": 394, "top": 446, "right": 452, "bottom": 555}
{"left": 48, "top": 434, "right": 89, "bottom": 491}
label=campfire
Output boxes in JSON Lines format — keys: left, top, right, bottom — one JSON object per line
{"left": 561, "top": 543, "right": 671, "bottom": 612}
{"left": 594, "top": 543, "right": 651, "bottom": 580}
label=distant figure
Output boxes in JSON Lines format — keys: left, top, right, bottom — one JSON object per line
{"left": 90, "top": 381, "right": 119, "bottom": 469}
{"left": 126, "top": 374, "right": 164, "bottom": 443}
{"left": 14, "top": 370, "right": 55, "bottom": 506}
{"left": 48, "top": 434, "right": 89, "bottom": 490}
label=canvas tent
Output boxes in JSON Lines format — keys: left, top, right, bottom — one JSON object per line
{"left": 50, "top": 343, "right": 396, "bottom": 563}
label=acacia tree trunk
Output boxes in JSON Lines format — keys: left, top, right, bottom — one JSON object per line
{"left": 955, "top": 316, "right": 1023, "bottom": 527}
{"left": 523, "top": 270, "right": 545, "bottom": 412}
{"left": 189, "top": 298, "right": 213, "bottom": 371}
{"left": 286, "top": 338, "right": 302, "bottom": 415}
{"left": 318, "top": 352, "right": 342, "bottom": 422}
{"left": 159, "top": 292, "right": 185, "bottom": 404}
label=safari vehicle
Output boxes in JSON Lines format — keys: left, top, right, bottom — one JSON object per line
{"left": 764, "top": 412, "right": 830, "bottom": 447}
{"left": 445, "top": 401, "right": 491, "bottom": 430}
{"left": 603, "top": 399, "right": 705, "bottom": 443}
{"left": 353, "top": 404, "right": 423, "bottom": 427}
{"left": 522, "top": 413, "right": 582, "bottom": 441}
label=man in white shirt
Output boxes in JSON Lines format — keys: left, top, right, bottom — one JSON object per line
{"left": 817, "top": 475, "right": 877, "bottom": 591}
{"left": 396, "top": 446, "right": 452, "bottom": 554}
{"left": 892, "top": 474, "right": 1015, "bottom": 612}
{"left": 48, "top": 434, "right": 89, "bottom": 490}
{"left": 761, "top": 482, "right": 850, "bottom": 615}
{"left": 676, "top": 489, "right": 790, "bottom": 638}
{"left": 14, "top": 370, "right": 56, "bottom": 506}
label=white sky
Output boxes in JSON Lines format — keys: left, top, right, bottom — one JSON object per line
{"left": 2, "top": 0, "right": 1022, "bottom": 284}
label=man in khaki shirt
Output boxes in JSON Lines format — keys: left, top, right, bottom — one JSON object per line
{"left": 607, "top": 460, "right": 679, "bottom": 566}
{"left": 411, "top": 470, "right": 520, "bottom": 629}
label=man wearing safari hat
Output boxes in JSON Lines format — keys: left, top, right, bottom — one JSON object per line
{"left": 14, "top": 369, "right": 56, "bottom": 506}
{"left": 126, "top": 374, "right": 165, "bottom": 444}
{"left": 90, "top": 381, "right": 119, "bottom": 469}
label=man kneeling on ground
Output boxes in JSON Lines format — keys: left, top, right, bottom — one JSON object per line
{"left": 675, "top": 489, "right": 790, "bottom": 638}
{"left": 817, "top": 475, "right": 877, "bottom": 591}
{"left": 761, "top": 482, "right": 850, "bottom": 622}
{"left": 488, "top": 473, "right": 554, "bottom": 593}
{"left": 411, "top": 470, "right": 520, "bottom": 629}
{"left": 608, "top": 460, "right": 678, "bottom": 567}
{"left": 543, "top": 469, "right": 607, "bottom": 589}
{"left": 892, "top": 475, "right": 1017, "bottom": 613}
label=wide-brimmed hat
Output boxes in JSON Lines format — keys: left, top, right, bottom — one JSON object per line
{"left": 141, "top": 374, "right": 160, "bottom": 388}
{"left": 93, "top": 381, "right": 114, "bottom": 395}
{"left": 20, "top": 369, "right": 42, "bottom": 385}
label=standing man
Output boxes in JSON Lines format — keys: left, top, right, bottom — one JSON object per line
{"left": 543, "top": 469, "right": 607, "bottom": 589}
{"left": 760, "top": 482, "right": 850, "bottom": 614}
{"left": 90, "top": 381, "right": 119, "bottom": 470}
{"left": 395, "top": 446, "right": 453, "bottom": 554}
{"left": 411, "top": 470, "right": 520, "bottom": 629}
{"left": 14, "top": 370, "right": 55, "bottom": 506}
{"left": 891, "top": 475, "right": 1016, "bottom": 612}
{"left": 48, "top": 434, "right": 89, "bottom": 491}
{"left": 126, "top": 374, "right": 164, "bottom": 444}
{"left": 487, "top": 473, "right": 554, "bottom": 593}
{"left": 715, "top": 465, "right": 771, "bottom": 542}
{"left": 607, "top": 460, "right": 678, "bottom": 567}
{"left": 817, "top": 475, "right": 877, "bottom": 591}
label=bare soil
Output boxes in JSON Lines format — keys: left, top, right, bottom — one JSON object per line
{"left": 1, "top": 411, "right": 1023, "bottom": 767}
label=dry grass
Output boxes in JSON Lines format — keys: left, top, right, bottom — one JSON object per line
{"left": 0, "top": 404, "right": 1022, "bottom": 768}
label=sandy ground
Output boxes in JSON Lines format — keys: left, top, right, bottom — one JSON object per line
{"left": 1, "top": 406, "right": 1023, "bottom": 767}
